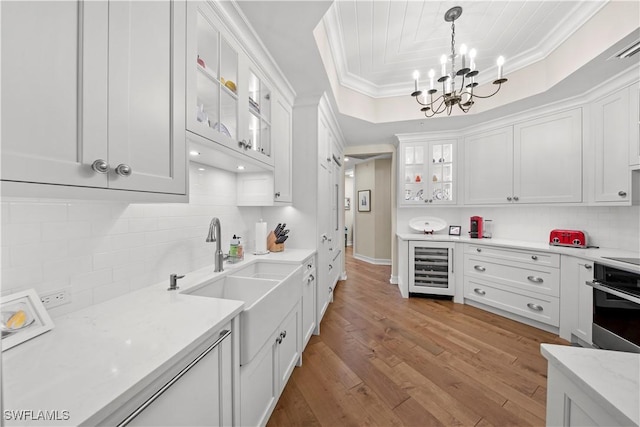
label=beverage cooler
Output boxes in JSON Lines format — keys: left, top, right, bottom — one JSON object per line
{"left": 409, "top": 241, "right": 455, "bottom": 296}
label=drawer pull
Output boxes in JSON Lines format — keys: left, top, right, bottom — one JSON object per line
{"left": 307, "top": 274, "right": 315, "bottom": 283}
{"left": 527, "top": 303, "right": 543, "bottom": 312}
{"left": 531, "top": 255, "right": 538, "bottom": 260}
{"left": 476, "top": 248, "right": 482, "bottom": 252}
{"left": 474, "top": 265, "right": 486, "bottom": 272}
{"left": 584, "top": 264, "right": 592, "bottom": 270}
{"left": 473, "top": 288, "right": 486, "bottom": 296}
{"left": 527, "top": 276, "right": 544, "bottom": 283}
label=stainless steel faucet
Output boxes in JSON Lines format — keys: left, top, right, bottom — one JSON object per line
{"left": 206, "top": 217, "right": 224, "bottom": 272}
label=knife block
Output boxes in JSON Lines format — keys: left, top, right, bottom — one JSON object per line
{"left": 267, "top": 231, "right": 284, "bottom": 252}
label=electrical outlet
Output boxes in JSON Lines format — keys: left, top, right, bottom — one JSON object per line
{"left": 40, "top": 288, "right": 71, "bottom": 309}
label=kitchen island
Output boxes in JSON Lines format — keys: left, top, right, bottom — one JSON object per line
{"left": 541, "top": 344, "right": 639, "bottom": 426}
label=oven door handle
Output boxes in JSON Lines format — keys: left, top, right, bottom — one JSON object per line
{"left": 586, "top": 280, "right": 640, "bottom": 305}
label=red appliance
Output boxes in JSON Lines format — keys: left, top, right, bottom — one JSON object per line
{"left": 549, "top": 229, "right": 588, "bottom": 248}
{"left": 470, "top": 216, "right": 483, "bottom": 239}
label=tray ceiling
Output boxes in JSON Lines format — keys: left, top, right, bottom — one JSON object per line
{"left": 324, "top": 1, "right": 606, "bottom": 98}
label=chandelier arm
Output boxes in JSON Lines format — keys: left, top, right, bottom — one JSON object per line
{"left": 468, "top": 82, "right": 504, "bottom": 99}
{"left": 414, "top": 96, "right": 429, "bottom": 107}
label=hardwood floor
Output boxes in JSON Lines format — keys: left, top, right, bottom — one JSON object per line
{"left": 267, "top": 247, "right": 568, "bottom": 426}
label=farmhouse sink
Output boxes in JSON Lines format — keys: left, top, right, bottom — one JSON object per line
{"left": 230, "top": 260, "right": 299, "bottom": 280}
{"left": 183, "top": 261, "right": 302, "bottom": 365}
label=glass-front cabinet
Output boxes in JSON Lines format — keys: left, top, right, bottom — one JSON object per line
{"left": 186, "top": 2, "right": 275, "bottom": 167}
{"left": 400, "top": 139, "right": 457, "bottom": 205}
{"left": 248, "top": 70, "right": 271, "bottom": 157}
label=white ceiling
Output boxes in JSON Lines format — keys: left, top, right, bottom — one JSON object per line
{"left": 238, "top": 1, "right": 639, "bottom": 148}
{"left": 325, "top": 1, "right": 605, "bottom": 98}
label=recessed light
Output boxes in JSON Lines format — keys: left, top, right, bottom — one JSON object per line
{"left": 344, "top": 157, "right": 350, "bottom": 162}
{"left": 237, "top": 165, "right": 245, "bottom": 170}
{"left": 189, "top": 150, "right": 200, "bottom": 156}
{"left": 198, "top": 168, "right": 205, "bottom": 171}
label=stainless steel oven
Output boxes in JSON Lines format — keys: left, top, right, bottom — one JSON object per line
{"left": 587, "top": 262, "right": 640, "bottom": 353}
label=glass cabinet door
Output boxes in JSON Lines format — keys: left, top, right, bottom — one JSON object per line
{"left": 247, "top": 70, "right": 271, "bottom": 157}
{"left": 403, "top": 144, "right": 426, "bottom": 202}
{"left": 429, "top": 142, "right": 454, "bottom": 202}
{"left": 194, "top": 11, "right": 238, "bottom": 143}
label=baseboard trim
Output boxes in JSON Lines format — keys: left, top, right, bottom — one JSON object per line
{"left": 389, "top": 275, "right": 398, "bottom": 285}
{"left": 353, "top": 253, "right": 392, "bottom": 265}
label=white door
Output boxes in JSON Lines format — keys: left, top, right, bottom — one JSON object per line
{"left": 108, "top": 1, "right": 186, "bottom": 194}
{"left": 1, "top": 1, "right": 108, "bottom": 187}
{"left": 463, "top": 127, "right": 513, "bottom": 204}
{"left": 514, "top": 109, "right": 582, "bottom": 203}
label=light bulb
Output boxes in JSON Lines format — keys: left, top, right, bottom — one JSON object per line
{"left": 412, "top": 70, "right": 420, "bottom": 93}
{"left": 497, "top": 56, "right": 505, "bottom": 79}
{"left": 428, "top": 69, "right": 435, "bottom": 90}
{"left": 469, "top": 49, "right": 477, "bottom": 71}
{"left": 460, "top": 44, "right": 468, "bottom": 70}
{"left": 440, "top": 55, "right": 447, "bottom": 77}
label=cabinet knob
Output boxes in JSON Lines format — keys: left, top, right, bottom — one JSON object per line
{"left": 307, "top": 263, "right": 313, "bottom": 269}
{"left": 91, "top": 159, "right": 109, "bottom": 174}
{"left": 274, "top": 192, "right": 280, "bottom": 198}
{"left": 329, "top": 264, "right": 333, "bottom": 270}
{"left": 618, "top": 190, "right": 627, "bottom": 197}
{"left": 513, "top": 196, "right": 519, "bottom": 201}
{"left": 527, "top": 276, "right": 544, "bottom": 283}
{"left": 474, "top": 265, "right": 486, "bottom": 272}
{"left": 476, "top": 248, "right": 482, "bottom": 252}
{"left": 308, "top": 274, "right": 315, "bottom": 283}
{"left": 531, "top": 255, "right": 538, "bottom": 260}
{"left": 276, "top": 336, "right": 282, "bottom": 344}
{"left": 115, "top": 164, "right": 132, "bottom": 177}
{"left": 506, "top": 196, "right": 512, "bottom": 201}
{"left": 329, "top": 286, "right": 333, "bottom": 292}
{"left": 527, "top": 303, "right": 543, "bottom": 312}
{"left": 473, "top": 288, "right": 486, "bottom": 296}
{"left": 584, "top": 264, "right": 593, "bottom": 270}
{"left": 281, "top": 330, "right": 287, "bottom": 339}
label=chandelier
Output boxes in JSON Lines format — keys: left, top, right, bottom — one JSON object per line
{"left": 410, "top": 6, "right": 508, "bottom": 117}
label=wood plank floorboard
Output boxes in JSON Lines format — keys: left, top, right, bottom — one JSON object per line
{"left": 267, "top": 247, "right": 569, "bottom": 427}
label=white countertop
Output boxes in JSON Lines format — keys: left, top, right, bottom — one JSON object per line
{"left": 2, "top": 248, "right": 315, "bottom": 426}
{"left": 397, "top": 233, "right": 640, "bottom": 273}
{"left": 541, "top": 344, "right": 640, "bottom": 426}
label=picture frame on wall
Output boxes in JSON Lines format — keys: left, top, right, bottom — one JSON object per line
{"left": 1, "top": 289, "right": 54, "bottom": 351}
{"left": 358, "top": 190, "right": 371, "bottom": 212}
{"left": 345, "top": 197, "right": 351, "bottom": 210}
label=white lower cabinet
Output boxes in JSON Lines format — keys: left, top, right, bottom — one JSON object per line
{"left": 119, "top": 328, "right": 233, "bottom": 427}
{"left": 240, "top": 303, "right": 300, "bottom": 427}
{"left": 302, "top": 256, "right": 317, "bottom": 349}
{"left": 559, "top": 256, "right": 594, "bottom": 344}
{"left": 546, "top": 363, "right": 627, "bottom": 427}
{"left": 463, "top": 245, "right": 560, "bottom": 327}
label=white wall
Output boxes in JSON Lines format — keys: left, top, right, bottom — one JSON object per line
{"left": 0, "top": 163, "right": 262, "bottom": 317}
{"left": 397, "top": 205, "right": 640, "bottom": 252}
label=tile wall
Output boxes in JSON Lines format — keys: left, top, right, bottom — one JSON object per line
{"left": 1, "top": 164, "right": 262, "bottom": 317}
{"left": 397, "top": 205, "right": 640, "bottom": 252}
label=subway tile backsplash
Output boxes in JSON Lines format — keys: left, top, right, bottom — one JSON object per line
{"left": 397, "top": 205, "right": 640, "bottom": 253}
{"left": 1, "top": 164, "right": 262, "bottom": 317}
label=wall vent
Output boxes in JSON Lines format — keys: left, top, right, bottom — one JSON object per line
{"left": 613, "top": 40, "right": 640, "bottom": 59}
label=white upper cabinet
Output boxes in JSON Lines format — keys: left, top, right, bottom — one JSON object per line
{"left": 399, "top": 137, "right": 457, "bottom": 206}
{"left": 1, "top": 1, "right": 187, "bottom": 198}
{"left": 186, "top": 1, "right": 278, "bottom": 168}
{"left": 463, "top": 109, "right": 582, "bottom": 205}
{"left": 592, "top": 85, "right": 635, "bottom": 203}
{"left": 630, "top": 84, "right": 640, "bottom": 168}
{"left": 272, "top": 93, "right": 293, "bottom": 203}
{"left": 513, "top": 109, "right": 582, "bottom": 204}
{"left": 464, "top": 127, "right": 513, "bottom": 205}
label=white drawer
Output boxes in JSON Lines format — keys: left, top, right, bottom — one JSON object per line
{"left": 464, "top": 278, "right": 560, "bottom": 327}
{"left": 465, "top": 244, "right": 559, "bottom": 268}
{"left": 464, "top": 254, "right": 560, "bottom": 297}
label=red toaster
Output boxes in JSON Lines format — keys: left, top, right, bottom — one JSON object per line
{"left": 549, "top": 229, "right": 588, "bottom": 248}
